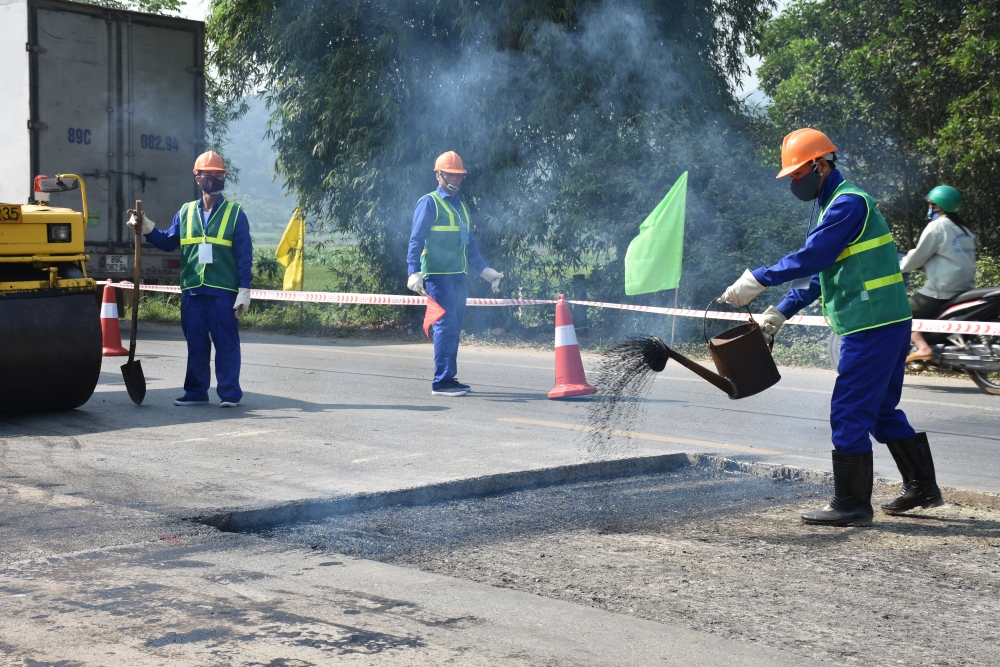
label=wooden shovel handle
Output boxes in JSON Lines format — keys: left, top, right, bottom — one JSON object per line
{"left": 129, "top": 200, "right": 142, "bottom": 361}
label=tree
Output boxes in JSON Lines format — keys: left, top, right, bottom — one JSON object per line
{"left": 755, "top": 0, "right": 1000, "bottom": 256}
{"left": 207, "top": 0, "right": 804, "bottom": 333}
{"left": 78, "top": 0, "right": 183, "bottom": 14}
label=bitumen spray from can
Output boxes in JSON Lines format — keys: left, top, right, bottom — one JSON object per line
{"left": 584, "top": 317, "right": 782, "bottom": 455}
{"left": 583, "top": 335, "right": 669, "bottom": 456}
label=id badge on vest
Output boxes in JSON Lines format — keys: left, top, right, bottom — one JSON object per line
{"left": 198, "top": 243, "right": 213, "bottom": 264}
{"left": 459, "top": 222, "right": 469, "bottom": 245}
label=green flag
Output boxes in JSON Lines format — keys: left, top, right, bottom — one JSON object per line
{"left": 624, "top": 171, "right": 686, "bottom": 296}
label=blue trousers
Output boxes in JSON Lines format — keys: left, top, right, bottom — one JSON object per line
{"left": 180, "top": 293, "right": 243, "bottom": 402}
{"left": 832, "top": 320, "right": 916, "bottom": 453}
{"left": 424, "top": 275, "right": 467, "bottom": 389}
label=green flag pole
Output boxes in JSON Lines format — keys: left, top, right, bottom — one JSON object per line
{"left": 670, "top": 286, "right": 679, "bottom": 346}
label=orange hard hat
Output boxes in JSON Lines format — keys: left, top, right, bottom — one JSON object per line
{"left": 193, "top": 150, "right": 227, "bottom": 174}
{"left": 434, "top": 151, "right": 467, "bottom": 174}
{"left": 776, "top": 128, "right": 838, "bottom": 178}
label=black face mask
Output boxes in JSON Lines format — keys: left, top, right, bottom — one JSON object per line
{"left": 789, "top": 168, "right": 822, "bottom": 201}
{"left": 197, "top": 174, "right": 226, "bottom": 196}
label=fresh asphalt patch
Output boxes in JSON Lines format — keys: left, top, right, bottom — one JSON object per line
{"left": 255, "top": 464, "right": 1000, "bottom": 667}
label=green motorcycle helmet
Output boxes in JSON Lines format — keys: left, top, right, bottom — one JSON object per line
{"left": 926, "top": 185, "right": 962, "bottom": 213}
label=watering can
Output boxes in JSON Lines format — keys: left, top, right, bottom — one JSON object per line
{"left": 647, "top": 300, "right": 781, "bottom": 399}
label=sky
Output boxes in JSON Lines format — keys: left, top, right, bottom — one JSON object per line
{"left": 178, "top": 0, "right": 205, "bottom": 21}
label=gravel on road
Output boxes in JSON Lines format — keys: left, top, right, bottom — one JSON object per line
{"left": 265, "top": 468, "right": 1000, "bottom": 667}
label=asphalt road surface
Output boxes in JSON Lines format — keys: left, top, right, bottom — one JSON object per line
{"left": 2, "top": 323, "right": 997, "bottom": 666}
{"left": 2, "top": 323, "right": 997, "bottom": 519}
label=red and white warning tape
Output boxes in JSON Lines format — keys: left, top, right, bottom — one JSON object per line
{"left": 105, "top": 281, "right": 554, "bottom": 307}
{"left": 567, "top": 298, "right": 1000, "bottom": 335}
{"left": 104, "top": 281, "right": 1000, "bottom": 336}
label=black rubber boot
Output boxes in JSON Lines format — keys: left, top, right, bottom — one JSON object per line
{"left": 802, "top": 451, "right": 874, "bottom": 526}
{"left": 881, "top": 432, "right": 944, "bottom": 514}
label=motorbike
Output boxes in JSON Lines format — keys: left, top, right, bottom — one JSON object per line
{"left": 828, "top": 285, "right": 1000, "bottom": 395}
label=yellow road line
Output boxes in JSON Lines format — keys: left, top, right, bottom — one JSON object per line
{"left": 498, "top": 417, "right": 781, "bottom": 455}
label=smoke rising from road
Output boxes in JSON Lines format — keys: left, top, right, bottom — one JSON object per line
{"left": 209, "top": 0, "right": 802, "bottom": 334}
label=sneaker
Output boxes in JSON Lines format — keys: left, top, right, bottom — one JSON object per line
{"left": 451, "top": 379, "right": 472, "bottom": 392}
{"left": 174, "top": 396, "right": 209, "bottom": 406}
{"left": 432, "top": 381, "right": 469, "bottom": 397}
{"left": 220, "top": 401, "right": 240, "bottom": 408}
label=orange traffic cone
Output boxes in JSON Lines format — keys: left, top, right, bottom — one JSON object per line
{"left": 548, "top": 294, "right": 596, "bottom": 399}
{"left": 100, "top": 281, "right": 129, "bottom": 356}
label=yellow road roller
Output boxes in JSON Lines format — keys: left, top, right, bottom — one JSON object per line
{"left": 0, "top": 174, "right": 101, "bottom": 414}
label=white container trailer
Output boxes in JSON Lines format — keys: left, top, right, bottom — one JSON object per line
{"left": 0, "top": 0, "right": 204, "bottom": 282}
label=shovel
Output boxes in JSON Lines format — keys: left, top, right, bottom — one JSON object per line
{"left": 121, "top": 199, "right": 146, "bottom": 405}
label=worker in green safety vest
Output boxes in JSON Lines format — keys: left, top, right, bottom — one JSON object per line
{"left": 718, "top": 128, "right": 943, "bottom": 527}
{"left": 406, "top": 151, "right": 504, "bottom": 397}
{"left": 128, "top": 150, "right": 253, "bottom": 407}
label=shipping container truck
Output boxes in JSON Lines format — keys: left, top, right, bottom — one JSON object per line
{"left": 0, "top": 0, "right": 205, "bottom": 284}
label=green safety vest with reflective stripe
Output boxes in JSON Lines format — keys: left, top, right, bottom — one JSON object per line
{"left": 420, "top": 192, "right": 471, "bottom": 275}
{"left": 178, "top": 199, "right": 240, "bottom": 291}
{"left": 818, "top": 181, "right": 912, "bottom": 336}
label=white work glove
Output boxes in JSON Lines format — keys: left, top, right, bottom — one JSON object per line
{"left": 719, "top": 269, "right": 766, "bottom": 308}
{"left": 126, "top": 212, "right": 155, "bottom": 235}
{"left": 233, "top": 288, "right": 251, "bottom": 319}
{"left": 407, "top": 272, "right": 426, "bottom": 296}
{"left": 480, "top": 267, "right": 504, "bottom": 294}
{"left": 759, "top": 306, "right": 787, "bottom": 336}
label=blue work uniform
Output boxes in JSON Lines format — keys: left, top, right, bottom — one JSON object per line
{"left": 145, "top": 197, "right": 253, "bottom": 403}
{"left": 751, "top": 169, "right": 916, "bottom": 454}
{"left": 407, "top": 186, "right": 488, "bottom": 389}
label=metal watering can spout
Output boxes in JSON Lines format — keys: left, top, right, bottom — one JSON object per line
{"left": 649, "top": 300, "right": 781, "bottom": 400}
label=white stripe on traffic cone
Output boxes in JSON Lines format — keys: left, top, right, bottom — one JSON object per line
{"left": 101, "top": 280, "right": 129, "bottom": 356}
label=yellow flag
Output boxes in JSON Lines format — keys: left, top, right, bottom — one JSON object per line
{"left": 276, "top": 207, "right": 305, "bottom": 291}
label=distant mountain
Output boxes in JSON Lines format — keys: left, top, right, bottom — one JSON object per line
{"left": 224, "top": 97, "right": 298, "bottom": 245}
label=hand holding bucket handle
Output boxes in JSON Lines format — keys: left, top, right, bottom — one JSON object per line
{"left": 700, "top": 298, "right": 781, "bottom": 398}
{"left": 703, "top": 299, "right": 774, "bottom": 351}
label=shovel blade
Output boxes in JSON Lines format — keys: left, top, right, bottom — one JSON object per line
{"left": 120, "top": 359, "right": 146, "bottom": 405}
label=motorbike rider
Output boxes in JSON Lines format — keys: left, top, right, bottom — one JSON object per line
{"left": 719, "top": 128, "right": 944, "bottom": 526}
{"left": 900, "top": 185, "right": 976, "bottom": 362}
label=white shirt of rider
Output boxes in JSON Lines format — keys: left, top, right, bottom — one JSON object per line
{"left": 899, "top": 215, "right": 976, "bottom": 299}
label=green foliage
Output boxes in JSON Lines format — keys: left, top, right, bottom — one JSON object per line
{"left": 755, "top": 0, "right": 1000, "bottom": 256}
{"left": 977, "top": 255, "right": 1000, "bottom": 288}
{"left": 251, "top": 247, "right": 283, "bottom": 288}
{"left": 77, "top": 0, "right": 182, "bottom": 14}
{"left": 245, "top": 245, "right": 407, "bottom": 329}
{"left": 206, "top": 0, "right": 802, "bottom": 338}
{"left": 134, "top": 293, "right": 182, "bottom": 324}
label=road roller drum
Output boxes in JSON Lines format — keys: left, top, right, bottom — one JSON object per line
{"left": 0, "top": 175, "right": 102, "bottom": 414}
